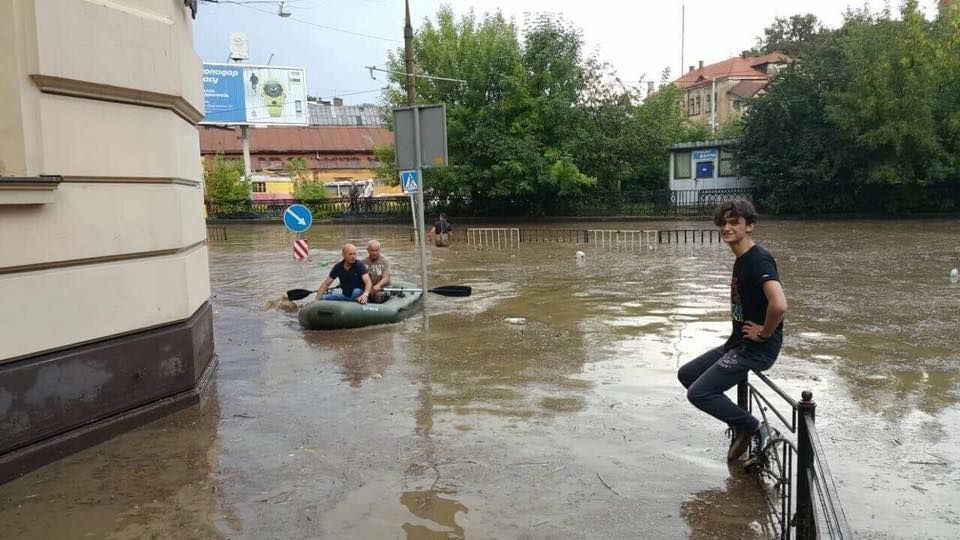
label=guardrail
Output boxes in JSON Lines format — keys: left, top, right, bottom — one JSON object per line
{"left": 204, "top": 188, "right": 755, "bottom": 220}
{"left": 738, "top": 373, "right": 852, "bottom": 539}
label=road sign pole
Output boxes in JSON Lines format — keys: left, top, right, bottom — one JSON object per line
{"left": 241, "top": 125, "right": 252, "bottom": 183}
{"left": 413, "top": 107, "right": 429, "bottom": 328}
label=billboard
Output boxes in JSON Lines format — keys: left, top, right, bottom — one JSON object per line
{"left": 201, "top": 63, "right": 307, "bottom": 125}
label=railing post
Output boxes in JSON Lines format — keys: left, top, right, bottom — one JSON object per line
{"left": 736, "top": 380, "right": 748, "bottom": 410}
{"left": 796, "top": 390, "right": 816, "bottom": 540}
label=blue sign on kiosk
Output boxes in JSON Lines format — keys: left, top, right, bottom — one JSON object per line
{"left": 283, "top": 204, "right": 313, "bottom": 233}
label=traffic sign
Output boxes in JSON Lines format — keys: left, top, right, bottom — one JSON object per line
{"left": 401, "top": 170, "right": 419, "bottom": 194}
{"left": 293, "top": 239, "right": 309, "bottom": 260}
{"left": 283, "top": 204, "right": 313, "bottom": 233}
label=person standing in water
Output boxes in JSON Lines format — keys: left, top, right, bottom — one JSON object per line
{"left": 677, "top": 200, "right": 788, "bottom": 466}
{"left": 428, "top": 213, "right": 453, "bottom": 247}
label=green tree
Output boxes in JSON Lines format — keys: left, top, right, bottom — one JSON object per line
{"left": 204, "top": 153, "right": 249, "bottom": 201}
{"left": 372, "top": 144, "right": 399, "bottom": 187}
{"left": 739, "top": 2, "right": 960, "bottom": 214}
{"left": 285, "top": 156, "right": 332, "bottom": 218}
{"left": 744, "top": 14, "right": 823, "bottom": 58}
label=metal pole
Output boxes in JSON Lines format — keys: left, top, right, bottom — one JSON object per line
{"left": 409, "top": 193, "right": 418, "bottom": 245}
{"left": 710, "top": 77, "right": 717, "bottom": 133}
{"left": 413, "top": 103, "right": 428, "bottom": 326}
{"left": 797, "top": 390, "right": 816, "bottom": 540}
{"left": 241, "top": 125, "right": 252, "bottom": 180}
{"left": 680, "top": 4, "right": 685, "bottom": 77}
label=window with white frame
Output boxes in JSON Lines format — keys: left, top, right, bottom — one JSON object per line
{"left": 675, "top": 151, "right": 692, "bottom": 179}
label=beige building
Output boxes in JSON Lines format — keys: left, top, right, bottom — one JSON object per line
{"left": 673, "top": 53, "right": 790, "bottom": 129}
{"left": 1, "top": 0, "right": 213, "bottom": 483}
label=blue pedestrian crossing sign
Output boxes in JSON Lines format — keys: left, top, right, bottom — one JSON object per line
{"left": 283, "top": 204, "right": 313, "bottom": 233}
{"left": 401, "top": 170, "right": 419, "bottom": 194}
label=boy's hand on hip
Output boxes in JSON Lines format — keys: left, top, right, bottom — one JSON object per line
{"left": 742, "top": 321, "right": 767, "bottom": 342}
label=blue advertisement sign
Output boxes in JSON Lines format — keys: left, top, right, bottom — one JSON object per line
{"left": 200, "top": 63, "right": 308, "bottom": 125}
{"left": 692, "top": 149, "right": 718, "bottom": 160}
{"left": 202, "top": 64, "right": 246, "bottom": 123}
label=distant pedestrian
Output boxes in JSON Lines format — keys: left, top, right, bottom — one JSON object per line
{"left": 348, "top": 181, "right": 360, "bottom": 214}
{"left": 362, "top": 180, "right": 375, "bottom": 213}
{"left": 428, "top": 213, "right": 453, "bottom": 247}
{"left": 677, "top": 200, "right": 788, "bottom": 468}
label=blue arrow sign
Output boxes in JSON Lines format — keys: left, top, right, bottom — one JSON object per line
{"left": 401, "top": 170, "right": 419, "bottom": 194}
{"left": 283, "top": 204, "right": 313, "bottom": 233}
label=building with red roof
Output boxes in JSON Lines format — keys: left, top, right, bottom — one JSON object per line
{"left": 673, "top": 53, "right": 790, "bottom": 129}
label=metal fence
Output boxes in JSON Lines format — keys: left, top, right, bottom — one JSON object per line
{"left": 739, "top": 373, "right": 852, "bottom": 539}
{"left": 204, "top": 188, "right": 755, "bottom": 220}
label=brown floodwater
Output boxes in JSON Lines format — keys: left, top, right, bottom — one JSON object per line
{"left": 1, "top": 219, "right": 958, "bottom": 539}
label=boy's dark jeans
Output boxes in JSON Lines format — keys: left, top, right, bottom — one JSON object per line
{"left": 678, "top": 340, "right": 780, "bottom": 433}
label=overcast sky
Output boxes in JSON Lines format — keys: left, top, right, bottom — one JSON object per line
{"left": 194, "top": 0, "right": 940, "bottom": 104}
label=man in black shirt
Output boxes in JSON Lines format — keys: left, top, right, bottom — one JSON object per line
{"left": 677, "top": 200, "right": 788, "bottom": 465}
{"left": 428, "top": 213, "right": 452, "bottom": 247}
{"left": 315, "top": 243, "right": 373, "bottom": 303}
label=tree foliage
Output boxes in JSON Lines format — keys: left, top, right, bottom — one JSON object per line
{"left": 744, "top": 14, "right": 823, "bottom": 58}
{"left": 739, "top": 1, "right": 960, "bottom": 214}
{"left": 379, "top": 7, "right": 705, "bottom": 210}
{"left": 204, "top": 153, "right": 249, "bottom": 201}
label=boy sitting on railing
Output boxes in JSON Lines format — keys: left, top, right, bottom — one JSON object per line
{"left": 677, "top": 200, "right": 788, "bottom": 467}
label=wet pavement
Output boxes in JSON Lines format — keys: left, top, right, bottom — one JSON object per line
{"left": 1, "top": 219, "right": 959, "bottom": 539}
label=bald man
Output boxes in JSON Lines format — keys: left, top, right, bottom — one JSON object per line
{"left": 315, "top": 243, "right": 372, "bottom": 303}
{"left": 361, "top": 240, "right": 392, "bottom": 303}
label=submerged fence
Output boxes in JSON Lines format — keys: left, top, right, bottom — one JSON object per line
{"left": 460, "top": 227, "right": 724, "bottom": 250}
{"left": 205, "top": 188, "right": 755, "bottom": 220}
{"left": 739, "top": 373, "right": 852, "bottom": 539}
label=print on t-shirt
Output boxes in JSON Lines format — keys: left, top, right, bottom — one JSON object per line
{"left": 730, "top": 276, "right": 744, "bottom": 322}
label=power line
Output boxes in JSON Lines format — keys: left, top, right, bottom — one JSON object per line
{"left": 227, "top": 2, "right": 401, "bottom": 43}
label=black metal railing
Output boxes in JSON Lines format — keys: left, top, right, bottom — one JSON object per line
{"left": 204, "top": 188, "right": 755, "bottom": 220}
{"left": 738, "top": 373, "right": 852, "bottom": 539}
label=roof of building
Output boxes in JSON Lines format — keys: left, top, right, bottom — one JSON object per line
{"left": 199, "top": 125, "right": 392, "bottom": 154}
{"left": 307, "top": 102, "right": 386, "bottom": 126}
{"left": 748, "top": 52, "right": 791, "bottom": 67}
{"left": 728, "top": 80, "right": 768, "bottom": 100}
{"left": 672, "top": 53, "right": 790, "bottom": 90}
{"left": 668, "top": 138, "right": 740, "bottom": 151}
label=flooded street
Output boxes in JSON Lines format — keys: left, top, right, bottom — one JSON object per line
{"left": 2, "top": 219, "right": 959, "bottom": 539}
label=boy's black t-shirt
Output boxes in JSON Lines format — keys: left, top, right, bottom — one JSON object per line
{"left": 723, "top": 244, "right": 782, "bottom": 351}
{"left": 328, "top": 260, "right": 368, "bottom": 294}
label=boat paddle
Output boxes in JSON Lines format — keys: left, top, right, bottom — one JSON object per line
{"left": 286, "top": 285, "right": 471, "bottom": 301}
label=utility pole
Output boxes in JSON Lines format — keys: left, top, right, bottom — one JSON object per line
{"left": 404, "top": 0, "right": 429, "bottom": 325}
{"left": 404, "top": 1, "right": 416, "bottom": 107}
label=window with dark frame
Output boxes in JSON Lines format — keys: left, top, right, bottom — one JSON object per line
{"left": 252, "top": 182, "right": 266, "bottom": 193}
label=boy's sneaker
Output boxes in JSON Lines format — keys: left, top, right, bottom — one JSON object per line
{"left": 743, "top": 422, "right": 770, "bottom": 469}
{"left": 727, "top": 426, "right": 753, "bottom": 461}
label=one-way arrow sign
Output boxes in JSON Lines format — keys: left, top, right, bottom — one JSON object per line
{"left": 283, "top": 204, "right": 312, "bottom": 233}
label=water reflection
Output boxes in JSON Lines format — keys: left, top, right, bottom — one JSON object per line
{"left": 301, "top": 324, "right": 401, "bottom": 388}
{"left": 680, "top": 465, "right": 776, "bottom": 540}
{"left": 0, "top": 384, "right": 222, "bottom": 539}
{"left": 400, "top": 489, "right": 468, "bottom": 540}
